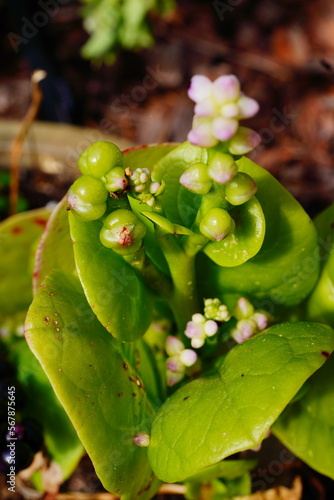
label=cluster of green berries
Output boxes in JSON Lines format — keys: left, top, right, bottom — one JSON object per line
{"left": 68, "top": 141, "right": 164, "bottom": 256}
{"left": 179, "top": 151, "right": 257, "bottom": 242}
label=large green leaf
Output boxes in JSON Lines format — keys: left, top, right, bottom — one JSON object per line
{"left": 197, "top": 157, "right": 319, "bottom": 307}
{"left": 33, "top": 197, "right": 76, "bottom": 293}
{"left": 123, "top": 143, "right": 177, "bottom": 172}
{"left": 203, "top": 197, "right": 265, "bottom": 267}
{"left": 9, "top": 339, "right": 83, "bottom": 484}
{"left": 25, "top": 270, "right": 160, "bottom": 499}
{"left": 273, "top": 354, "right": 334, "bottom": 479}
{"left": 69, "top": 206, "right": 152, "bottom": 342}
{"left": 0, "top": 208, "right": 50, "bottom": 320}
{"left": 148, "top": 322, "right": 334, "bottom": 482}
{"left": 307, "top": 251, "right": 334, "bottom": 326}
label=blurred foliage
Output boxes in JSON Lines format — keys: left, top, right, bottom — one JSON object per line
{"left": 80, "top": 0, "right": 174, "bottom": 63}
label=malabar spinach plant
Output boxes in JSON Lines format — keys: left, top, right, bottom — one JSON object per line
{"left": 21, "top": 75, "right": 334, "bottom": 498}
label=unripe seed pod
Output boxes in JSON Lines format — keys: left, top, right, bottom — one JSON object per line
{"left": 179, "top": 162, "right": 212, "bottom": 194}
{"left": 68, "top": 176, "right": 108, "bottom": 221}
{"left": 225, "top": 172, "right": 257, "bottom": 205}
{"left": 104, "top": 167, "right": 128, "bottom": 192}
{"left": 78, "top": 141, "right": 123, "bottom": 179}
{"left": 200, "top": 208, "right": 234, "bottom": 241}
{"left": 208, "top": 153, "right": 238, "bottom": 184}
{"left": 100, "top": 209, "right": 146, "bottom": 255}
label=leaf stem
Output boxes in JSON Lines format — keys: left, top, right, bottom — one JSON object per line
{"left": 157, "top": 230, "right": 200, "bottom": 332}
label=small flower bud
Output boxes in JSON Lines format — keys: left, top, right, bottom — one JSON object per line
{"left": 166, "top": 336, "right": 184, "bottom": 356}
{"left": 191, "top": 337, "right": 205, "bottom": 349}
{"left": 179, "top": 349, "right": 198, "bottom": 367}
{"left": 237, "top": 96, "right": 260, "bottom": 119}
{"left": 133, "top": 432, "right": 150, "bottom": 447}
{"left": 199, "top": 208, "right": 235, "bottom": 242}
{"left": 100, "top": 209, "right": 146, "bottom": 255}
{"left": 232, "top": 318, "right": 257, "bottom": 343}
{"left": 233, "top": 297, "right": 254, "bottom": 320}
{"left": 149, "top": 181, "right": 161, "bottom": 194}
{"left": 167, "top": 370, "right": 184, "bottom": 387}
{"left": 179, "top": 162, "right": 212, "bottom": 194}
{"left": 212, "top": 75, "right": 240, "bottom": 104}
{"left": 252, "top": 312, "right": 269, "bottom": 331}
{"left": 188, "top": 75, "right": 213, "bottom": 103}
{"left": 208, "top": 153, "right": 238, "bottom": 184}
{"left": 192, "top": 313, "right": 206, "bottom": 324}
{"left": 204, "top": 320, "right": 218, "bottom": 337}
{"left": 204, "top": 298, "right": 231, "bottom": 322}
{"left": 212, "top": 116, "right": 238, "bottom": 141}
{"left": 225, "top": 172, "right": 257, "bottom": 206}
{"left": 166, "top": 355, "right": 185, "bottom": 373}
{"left": 104, "top": 167, "right": 128, "bottom": 192}
{"left": 228, "top": 127, "right": 261, "bottom": 155}
{"left": 187, "top": 118, "right": 218, "bottom": 148}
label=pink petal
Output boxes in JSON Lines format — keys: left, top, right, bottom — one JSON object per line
{"left": 237, "top": 96, "right": 260, "bottom": 118}
{"left": 194, "top": 99, "right": 216, "bottom": 117}
{"left": 212, "top": 117, "right": 238, "bottom": 141}
{"left": 213, "top": 75, "right": 240, "bottom": 104}
{"left": 188, "top": 75, "right": 213, "bottom": 103}
{"left": 166, "top": 335, "right": 184, "bottom": 356}
{"left": 180, "top": 349, "right": 198, "bottom": 367}
{"left": 220, "top": 103, "right": 239, "bottom": 119}
{"left": 187, "top": 122, "right": 218, "bottom": 147}
{"left": 228, "top": 127, "right": 261, "bottom": 155}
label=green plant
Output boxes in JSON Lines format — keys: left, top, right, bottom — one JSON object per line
{"left": 80, "top": 0, "right": 174, "bottom": 63}
{"left": 2, "top": 74, "right": 334, "bottom": 499}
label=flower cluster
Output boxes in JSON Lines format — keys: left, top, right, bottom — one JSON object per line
{"left": 230, "top": 297, "right": 270, "bottom": 343}
{"left": 165, "top": 336, "right": 198, "bottom": 386}
{"left": 187, "top": 74, "right": 260, "bottom": 149}
{"left": 127, "top": 167, "right": 163, "bottom": 207}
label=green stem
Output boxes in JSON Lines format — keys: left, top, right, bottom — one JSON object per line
{"left": 157, "top": 230, "right": 200, "bottom": 332}
{"left": 123, "top": 247, "right": 173, "bottom": 298}
{"left": 183, "top": 183, "right": 229, "bottom": 257}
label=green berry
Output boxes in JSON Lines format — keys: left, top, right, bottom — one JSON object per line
{"left": 78, "top": 141, "right": 124, "bottom": 179}
{"left": 100, "top": 209, "right": 146, "bottom": 255}
{"left": 68, "top": 176, "right": 108, "bottom": 221}
{"left": 104, "top": 167, "right": 128, "bottom": 192}
{"left": 225, "top": 172, "right": 257, "bottom": 205}
{"left": 179, "top": 162, "right": 212, "bottom": 194}
{"left": 200, "top": 208, "right": 234, "bottom": 241}
{"left": 208, "top": 153, "right": 238, "bottom": 184}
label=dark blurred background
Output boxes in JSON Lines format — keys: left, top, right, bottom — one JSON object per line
{"left": 1, "top": 0, "right": 334, "bottom": 215}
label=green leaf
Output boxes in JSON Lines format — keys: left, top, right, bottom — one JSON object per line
{"left": 123, "top": 143, "right": 177, "bottom": 172}
{"left": 312, "top": 203, "right": 334, "bottom": 261}
{"left": 128, "top": 196, "right": 170, "bottom": 276}
{"left": 307, "top": 251, "right": 334, "bottom": 326}
{"left": 197, "top": 157, "right": 319, "bottom": 307}
{"left": 203, "top": 196, "right": 265, "bottom": 267}
{"left": 148, "top": 322, "right": 334, "bottom": 482}
{"left": 185, "top": 459, "right": 257, "bottom": 483}
{"left": 69, "top": 209, "right": 152, "bottom": 342}
{"left": 152, "top": 142, "right": 208, "bottom": 225}
{"left": 9, "top": 339, "right": 83, "bottom": 483}
{"left": 142, "top": 211, "right": 194, "bottom": 236}
{"left": 33, "top": 197, "right": 76, "bottom": 293}
{"left": 25, "top": 270, "right": 160, "bottom": 499}
{"left": 273, "top": 353, "right": 334, "bottom": 479}
{"left": 0, "top": 208, "right": 50, "bottom": 321}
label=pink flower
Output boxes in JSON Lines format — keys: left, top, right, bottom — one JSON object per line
{"left": 187, "top": 74, "right": 260, "bottom": 148}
